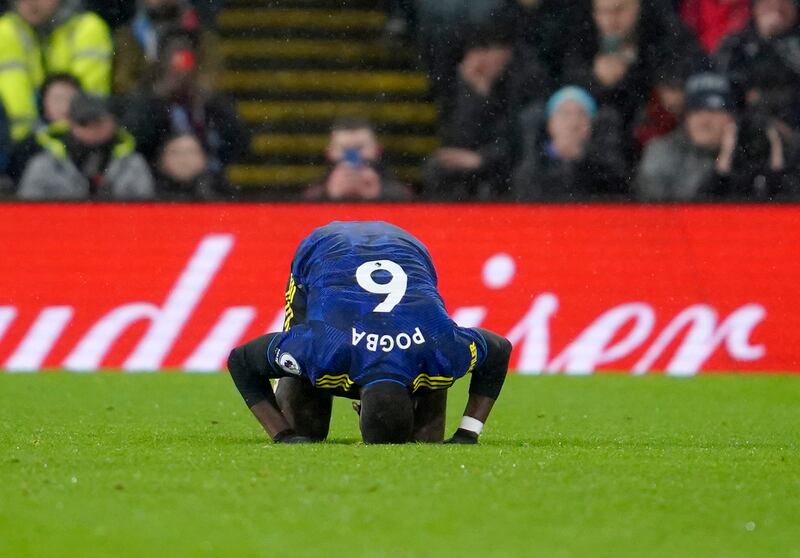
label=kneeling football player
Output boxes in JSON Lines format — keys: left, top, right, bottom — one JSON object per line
{"left": 227, "top": 221, "right": 512, "bottom": 444}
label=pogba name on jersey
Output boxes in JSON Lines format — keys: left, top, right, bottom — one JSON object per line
{"left": 351, "top": 327, "right": 426, "bottom": 353}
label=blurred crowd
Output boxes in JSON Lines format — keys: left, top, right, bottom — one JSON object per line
{"left": 381, "top": 0, "right": 800, "bottom": 202}
{"left": 0, "top": 0, "right": 244, "bottom": 201}
{"left": 2, "top": 0, "right": 800, "bottom": 202}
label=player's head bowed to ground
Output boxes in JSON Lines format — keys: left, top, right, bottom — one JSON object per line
{"left": 227, "top": 221, "right": 512, "bottom": 444}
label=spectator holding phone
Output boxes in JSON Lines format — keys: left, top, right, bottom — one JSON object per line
{"left": 304, "top": 116, "right": 411, "bottom": 201}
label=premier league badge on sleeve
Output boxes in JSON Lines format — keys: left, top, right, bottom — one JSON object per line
{"left": 276, "top": 351, "right": 302, "bottom": 375}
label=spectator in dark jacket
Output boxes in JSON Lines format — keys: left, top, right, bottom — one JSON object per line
{"left": 511, "top": 86, "right": 629, "bottom": 201}
{"left": 636, "top": 72, "right": 798, "bottom": 200}
{"left": 305, "top": 116, "right": 411, "bottom": 201}
{"left": 715, "top": 0, "right": 800, "bottom": 128}
{"left": 122, "top": 30, "right": 249, "bottom": 176}
{"left": 415, "top": 0, "right": 508, "bottom": 116}
{"left": 422, "top": 25, "right": 554, "bottom": 199}
{"left": 562, "top": 0, "right": 706, "bottom": 130}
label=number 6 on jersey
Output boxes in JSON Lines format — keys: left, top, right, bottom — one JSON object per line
{"left": 355, "top": 260, "right": 408, "bottom": 312}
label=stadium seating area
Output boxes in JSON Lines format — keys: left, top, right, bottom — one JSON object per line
{"left": 2, "top": 0, "right": 800, "bottom": 201}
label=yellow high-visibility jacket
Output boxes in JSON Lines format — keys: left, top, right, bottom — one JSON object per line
{"left": 0, "top": 11, "right": 112, "bottom": 141}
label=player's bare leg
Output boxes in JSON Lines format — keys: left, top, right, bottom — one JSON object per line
{"left": 411, "top": 389, "right": 447, "bottom": 443}
{"left": 275, "top": 377, "right": 333, "bottom": 441}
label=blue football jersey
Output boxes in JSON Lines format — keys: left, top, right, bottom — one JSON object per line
{"left": 270, "top": 221, "right": 486, "bottom": 392}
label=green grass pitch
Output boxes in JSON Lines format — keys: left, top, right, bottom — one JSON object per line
{"left": 1, "top": 373, "right": 798, "bottom": 557}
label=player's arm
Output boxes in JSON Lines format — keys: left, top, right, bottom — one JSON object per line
{"left": 446, "top": 329, "right": 512, "bottom": 444}
{"left": 227, "top": 334, "right": 311, "bottom": 443}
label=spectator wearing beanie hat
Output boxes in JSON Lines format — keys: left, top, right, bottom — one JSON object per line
{"left": 636, "top": 72, "right": 799, "bottom": 201}
{"left": 510, "top": 86, "right": 629, "bottom": 201}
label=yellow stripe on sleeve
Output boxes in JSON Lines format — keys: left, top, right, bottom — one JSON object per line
{"left": 283, "top": 275, "right": 297, "bottom": 331}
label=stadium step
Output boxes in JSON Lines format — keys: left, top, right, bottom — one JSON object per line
{"left": 237, "top": 101, "right": 437, "bottom": 125}
{"left": 217, "top": 9, "right": 384, "bottom": 32}
{"left": 251, "top": 133, "right": 438, "bottom": 156}
{"left": 221, "top": 70, "right": 428, "bottom": 94}
{"left": 228, "top": 164, "right": 421, "bottom": 192}
{"left": 217, "top": 0, "right": 435, "bottom": 193}
{"left": 221, "top": 38, "right": 418, "bottom": 70}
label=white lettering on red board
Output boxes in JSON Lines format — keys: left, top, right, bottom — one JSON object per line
{"left": 498, "top": 295, "right": 764, "bottom": 375}
{"left": 0, "top": 240, "right": 768, "bottom": 374}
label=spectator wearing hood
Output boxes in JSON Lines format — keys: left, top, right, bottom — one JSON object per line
{"left": 715, "top": 0, "right": 800, "bottom": 128}
{"left": 0, "top": 0, "right": 113, "bottom": 141}
{"left": 113, "top": 0, "right": 222, "bottom": 95}
{"left": 511, "top": 86, "right": 629, "bottom": 201}
{"left": 636, "top": 72, "right": 799, "bottom": 200}
{"left": 561, "top": 0, "right": 707, "bottom": 132}
{"left": 18, "top": 93, "right": 154, "bottom": 200}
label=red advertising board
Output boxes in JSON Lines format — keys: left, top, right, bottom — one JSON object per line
{"left": 0, "top": 203, "right": 798, "bottom": 374}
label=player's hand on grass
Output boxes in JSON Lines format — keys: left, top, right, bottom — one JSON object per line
{"left": 273, "top": 429, "right": 314, "bottom": 444}
{"left": 444, "top": 428, "right": 479, "bottom": 445}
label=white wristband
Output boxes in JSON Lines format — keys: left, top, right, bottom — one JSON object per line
{"left": 459, "top": 416, "right": 484, "bottom": 435}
